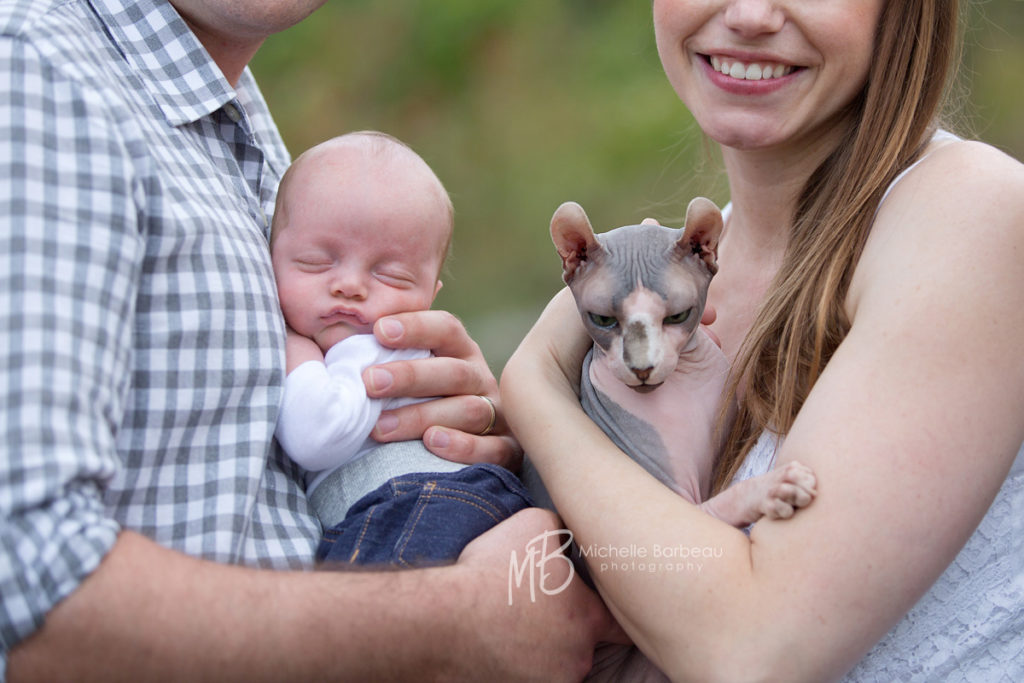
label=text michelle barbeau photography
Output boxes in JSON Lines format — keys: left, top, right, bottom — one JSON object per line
{"left": 508, "top": 529, "right": 723, "bottom": 605}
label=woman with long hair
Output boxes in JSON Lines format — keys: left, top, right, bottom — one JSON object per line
{"left": 503, "top": 0, "right": 1024, "bottom": 679}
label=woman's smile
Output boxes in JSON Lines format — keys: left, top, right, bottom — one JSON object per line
{"left": 707, "top": 55, "right": 796, "bottom": 81}
{"left": 697, "top": 52, "right": 801, "bottom": 96}
{"left": 654, "top": 0, "right": 883, "bottom": 151}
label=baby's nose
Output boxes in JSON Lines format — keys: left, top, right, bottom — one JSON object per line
{"left": 330, "top": 272, "right": 367, "bottom": 299}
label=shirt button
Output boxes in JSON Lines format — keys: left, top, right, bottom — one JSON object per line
{"left": 223, "top": 102, "right": 242, "bottom": 123}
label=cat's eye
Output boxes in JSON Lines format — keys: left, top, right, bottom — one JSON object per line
{"left": 588, "top": 312, "right": 618, "bottom": 329}
{"left": 664, "top": 309, "right": 692, "bottom": 325}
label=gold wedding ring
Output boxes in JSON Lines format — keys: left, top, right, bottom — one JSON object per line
{"left": 477, "top": 395, "right": 497, "bottom": 436}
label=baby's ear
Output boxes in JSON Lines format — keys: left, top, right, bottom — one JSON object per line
{"left": 679, "top": 197, "right": 723, "bottom": 275}
{"left": 551, "top": 202, "right": 601, "bottom": 283}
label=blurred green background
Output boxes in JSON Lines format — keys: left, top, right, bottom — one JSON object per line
{"left": 252, "top": 1, "right": 1024, "bottom": 373}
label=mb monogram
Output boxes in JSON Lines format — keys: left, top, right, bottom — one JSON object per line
{"left": 507, "top": 529, "right": 575, "bottom": 606}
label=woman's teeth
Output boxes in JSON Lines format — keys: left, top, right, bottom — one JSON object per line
{"left": 710, "top": 55, "right": 794, "bottom": 80}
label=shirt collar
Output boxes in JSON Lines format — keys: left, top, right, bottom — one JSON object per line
{"left": 87, "top": 0, "right": 237, "bottom": 126}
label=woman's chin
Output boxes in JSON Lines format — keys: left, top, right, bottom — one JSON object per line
{"left": 688, "top": 109, "right": 795, "bottom": 151}
{"left": 707, "top": 125, "right": 789, "bottom": 151}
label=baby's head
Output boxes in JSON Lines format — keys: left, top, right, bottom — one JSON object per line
{"left": 271, "top": 131, "right": 453, "bottom": 353}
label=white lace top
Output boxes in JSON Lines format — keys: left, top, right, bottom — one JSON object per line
{"left": 732, "top": 132, "right": 1024, "bottom": 680}
{"left": 736, "top": 434, "right": 1024, "bottom": 681}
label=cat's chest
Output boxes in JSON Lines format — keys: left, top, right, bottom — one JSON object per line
{"left": 586, "top": 333, "right": 731, "bottom": 502}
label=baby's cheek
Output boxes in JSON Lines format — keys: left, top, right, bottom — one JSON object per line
{"left": 280, "top": 292, "right": 316, "bottom": 334}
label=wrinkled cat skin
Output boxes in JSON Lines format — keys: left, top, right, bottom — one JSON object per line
{"left": 547, "top": 198, "right": 816, "bottom": 524}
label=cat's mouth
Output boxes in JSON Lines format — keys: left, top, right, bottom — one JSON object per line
{"left": 631, "top": 383, "right": 662, "bottom": 394}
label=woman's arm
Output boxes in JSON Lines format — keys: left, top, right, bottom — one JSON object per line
{"left": 502, "top": 141, "right": 1024, "bottom": 681}
{"left": 504, "top": 291, "right": 759, "bottom": 677}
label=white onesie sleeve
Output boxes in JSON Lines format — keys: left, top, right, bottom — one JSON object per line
{"left": 275, "top": 334, "right": 429, "bottom": 473}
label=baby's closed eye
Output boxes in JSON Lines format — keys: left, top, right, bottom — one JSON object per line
{"left": 295, "top": 258, "right": 333, "bottom": 273}
{"left": 374, "top": 269, "right": 418, "bottom": 288}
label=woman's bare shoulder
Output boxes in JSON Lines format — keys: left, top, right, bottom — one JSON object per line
{"left": 883, "top": 137, "right": 1024, "bottom": 224}
{"left": 852, "top": 138, "right": 1024, "bottom": 309}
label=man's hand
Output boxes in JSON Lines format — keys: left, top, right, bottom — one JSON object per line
{"left": 363, "top": 310, "right": 521, "bottom": 468}
{"left": 451, "top": 507, "right": 627, "bottom": 682}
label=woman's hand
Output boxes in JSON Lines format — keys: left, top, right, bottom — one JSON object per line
{"left": 363, "top": 310, "right": 520, "bottom": 468}
{"left": 499, "top": 289, "right": 592, "bottom": 465}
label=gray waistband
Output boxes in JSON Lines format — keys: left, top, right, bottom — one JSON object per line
{"left": 308, "top": 440, "right": 466, "bottom": 528}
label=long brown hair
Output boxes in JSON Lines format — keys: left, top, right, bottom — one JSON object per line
{"left": 713, "top": 0, "right": 963, "bottom": 492}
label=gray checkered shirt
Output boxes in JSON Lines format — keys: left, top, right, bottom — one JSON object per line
{"left": 0, "top": 0, "right": 321, "bottom": 663}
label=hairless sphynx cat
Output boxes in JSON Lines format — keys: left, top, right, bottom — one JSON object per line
{"left": 526, "top": 198, "right": 816, "bottom": 529}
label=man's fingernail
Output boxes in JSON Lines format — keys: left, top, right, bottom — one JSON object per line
{"left": 379, "top": 318, "right": 403, "bottom": 341}
{"left": 427, "top": 429, "right": 451, "bottom": 450}
{"left": 376, "top": 414, "right": 399, "bottom": 436}
{"left": 367, "top": 367, "right": 393, "bottom": 392}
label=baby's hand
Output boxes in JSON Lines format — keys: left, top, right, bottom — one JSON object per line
{"left": 284, "top": 327, "right": 324, "bottom": 373}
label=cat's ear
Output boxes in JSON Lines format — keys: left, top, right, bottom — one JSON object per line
{"left": 678, "top": 197, "right": 723, "bottom": 275}
{"left": 551, "top": 201, "right": 601, "bottom": 283}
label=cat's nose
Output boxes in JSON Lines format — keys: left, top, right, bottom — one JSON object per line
{"left": 631, "top": 366, "right": 654, "bottom": 382}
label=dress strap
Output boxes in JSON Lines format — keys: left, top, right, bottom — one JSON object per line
{"left": 877, "top": 130, "right": 961, "bottom": 210}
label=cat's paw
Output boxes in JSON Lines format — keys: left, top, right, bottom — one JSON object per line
{"left": 759, "top": 461, "right": 817, "bottom": 520}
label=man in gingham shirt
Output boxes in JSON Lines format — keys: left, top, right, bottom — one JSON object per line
{"left": 0, "top": 0, "right": 616, "bottom": 678}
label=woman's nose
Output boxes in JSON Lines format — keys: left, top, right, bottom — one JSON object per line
{"left": 723, "top": 0, "right": 785, "bottom": 38}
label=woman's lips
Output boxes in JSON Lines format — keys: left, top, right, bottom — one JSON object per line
{"left": 707, "top": 54, "right": 796, "bottom": 80}
{"left": 697, "top": 52, "right": 802, "bottom": 94}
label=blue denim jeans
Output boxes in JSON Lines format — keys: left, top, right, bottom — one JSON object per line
{"left": 316, "top": 464, "right": 534, "bottom": 567}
